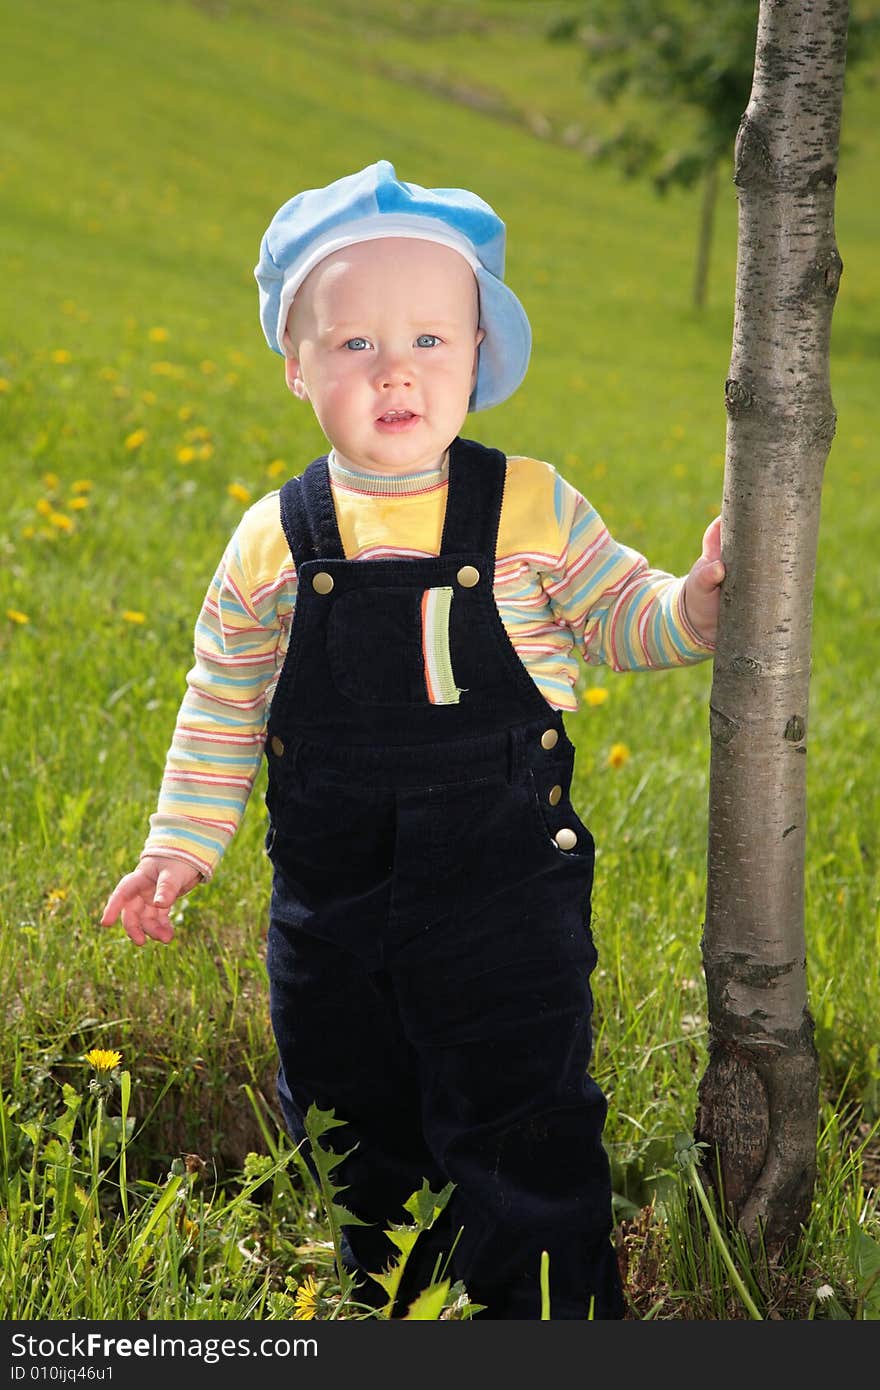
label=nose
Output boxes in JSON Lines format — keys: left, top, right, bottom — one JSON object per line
{"left": 374, "top": 348, "right": 413, "bottom": 389}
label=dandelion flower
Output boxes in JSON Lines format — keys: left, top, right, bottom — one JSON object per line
{"left": 121, "top": 610, "right": 146, "bottom": 624}
{"left": 584, "top": 687, "right": 609, "bottom": 707}
{"left": 0, "top": 378, "right": 11, "bottom": 393}
{"left": 124, "top": 428, "right": 147, "bottom": 451}
{"left": 198, "top": 443, "right": 214, "bottom": 460}
{"left": 227, "top": 482, "right": 251, "bottom": 505}
{"left": 608, "top": 742, "right": 630, "bottom": 769}
{"left": 178, "top": 404, "right": 194, "bottom": 421}
{"left": 51, "top": 349, "right": 72, "bottom": 364}
{"left": 49, "top": 511, "right": 74, "bottom": 532}
{"left": 6, "top": 609, "right": 29, "bottom": 625}
{"left": 200, "top": 359, "right": 217, "bottom": 375}
{"left": 36, "top": 498, "right": 53, "bottom": 517}
{"left": 72, "top": 479, "right": 93, "bottom": 494}
{"left": 42, "top": 472, "right": 61, "bottom": 490}
{"left": 99, "top": 367, "right": 119, "bottom": 382}
{"left": 293, "top": 1274, "right": 321, "bottom": 1320}
{"left": 85, "top": 1048, "right": 123, "bottom": 1074}
{"left": 21, "top": 526, "right": 36, "bottom": 539}
{"left": 141, "top": 390, "right": 158, "bottom": 405}
{"left": 177, "top": 445, "right": 196, "bottom": 464}
{"left": 148, "top": 326, "right": 169, "bottom": 342}
{"left": 267, "top": 459, "right": 286, "bottom": 478}
{"left": 69, "top": 496, "right": 89, "bottom": 510}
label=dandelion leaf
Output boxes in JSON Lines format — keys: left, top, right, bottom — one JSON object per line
{"left": 403, "top": 1280, "right": 451, "bottom": 1320}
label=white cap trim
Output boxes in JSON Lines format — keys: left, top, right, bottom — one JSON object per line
{"left": 276, "top": 214, "right": 481, "bottom": 354}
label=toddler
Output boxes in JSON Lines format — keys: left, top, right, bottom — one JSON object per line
{"left": 102, "top": 160, "right": 724, "bottom": 1319}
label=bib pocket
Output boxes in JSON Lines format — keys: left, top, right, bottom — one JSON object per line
{"left": 326, "top": 585, "right": 462, "bottom": 707}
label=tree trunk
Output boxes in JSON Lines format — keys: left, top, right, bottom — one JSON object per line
{"left": 695, "top": 0, "right": 849, "bottom": 1258}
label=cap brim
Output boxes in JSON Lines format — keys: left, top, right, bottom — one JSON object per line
{"left": 470, "top": 268, "right": 531, "bottom": 412}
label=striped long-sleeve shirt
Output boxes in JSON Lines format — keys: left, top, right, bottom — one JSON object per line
{"left": 142, "top": 450, "right": 714, "bottom": 879}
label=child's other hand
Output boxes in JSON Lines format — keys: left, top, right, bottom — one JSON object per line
{"left": 100, "top": 856, "right": 200, "bottom": 946}
{"left": 683, "top": 515, "right": 724, "bottom": 646}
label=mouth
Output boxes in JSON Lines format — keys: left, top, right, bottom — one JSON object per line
{"left": 376, "top": 409, "right": 419, "bottom": 431}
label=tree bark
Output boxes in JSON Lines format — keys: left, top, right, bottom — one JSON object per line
{"left": 696, "top": 0, "right": 849, "bottom": 1257}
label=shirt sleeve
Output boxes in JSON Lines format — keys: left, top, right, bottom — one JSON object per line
{"left": 140, "top": 500, "right": 294, "bottom": 880}
{"left": 543, "top": 472, "right": 716, "bottom": 672}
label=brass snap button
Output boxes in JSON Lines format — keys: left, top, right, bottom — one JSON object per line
{"left": 554, "top": 828, "right": 578, "bottom": 851}
{"left": 456, "top": 564, "right": 480, "bottom": 588}
{"left": 548, "top": 784, "right": 562, "bottom": 806}
{"left": 540, "top": 728, "right": 559, "bottom": 750}
{"left": 270, "top": 736, "right": 285, "bottom": 758}
{"left": 312, "top": 571, "right": 334, "bottom": 594}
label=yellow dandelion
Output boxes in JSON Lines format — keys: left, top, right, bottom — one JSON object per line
{"left": 608, "top": 742, "right": 630, "bottom": 769}
{"left": 150, "top": 361, "right": 180, "bottom": 378}
{"left": 224, "top": 372, "right": 239, "bottom": 386}
{"left": 124, "top": 428, "right": 147, "bottom": 451}
{"left": 148, "top": 326, "right": 169, "bottom": 342}
{"left": 42, "top": 472, "right": 60, "bottom": 490}
{"left": 267, "top": 459, "right": 286, "bottom": 478}
{"left": 584, "top": 687, "right": 609, "bottom": 707}
{"left": 121, "top": 610, "right": 146, "bottom": 624}
{"left": 184, "top": 425, "right": 211, "bottom": 441}
{"left": 672, "top": 463, "right": 687, "bottom": 480}
{"left": 99, "top": 366, "right": 119, "bottom": 382}
{"left": 200, "top": 359, "right": 217, "bottom": 374}
{"left": 46, "top": 887, "right": 68, "bottom": 904}
{"left": 72, "top": 479, "right": 93, "bottom": 494}
{"left": 293, "top": 1275, "right": 321, "bottom": 1320}
{"left": 197, "top": 443, "right": 214, "bottom": 460}
{"left": 69, "top": 496, "right": 89, "bottom": 510}
{"left": 6, "top": 609, "right": 29, "bottom": 625}
{"left": 113, "top": 385, "right": 130, "bottom": 399}
{"left": 178, "top": 405, "right": 194, "bottom": 421}
{"left": 227, "top": 482, "right": 251, "bottom": 505}
{"left": 48, "top": 511, "right": 74, "bottom": 532}
{"left": 36, "top": 498, "right": 53, "bottom": 517}
{"left": 0, "top": 378, "right": 11, "bottom": 393}
{"left": 84, "top": 1048, "right": 123, "bottom": 1074}
{"left": 141, "top": 389, "right": 158, "bottom": 405}
{"left": 21, "top": 526, "right": 36, "bottom": 539}
{"left": 176, "top": 445, "right": 196, "bottom": 464}
{"left": 51, "top": 349, "right": 72, "bottom": 364}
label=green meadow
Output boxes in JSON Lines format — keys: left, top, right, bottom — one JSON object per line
{"left": 0, "top": 0, "right": 877, "bottom": 1319}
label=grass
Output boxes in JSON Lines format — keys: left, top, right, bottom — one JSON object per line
{"left": 0, "top": 0, "right": 878, "bottom": 1319}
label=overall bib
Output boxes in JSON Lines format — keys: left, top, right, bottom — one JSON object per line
{"left": 264, "top": 436, "right": 624, "bottom": 1319}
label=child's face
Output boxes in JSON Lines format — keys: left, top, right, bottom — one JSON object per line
{"left": 283, "top": 238, "right": 484, "bottom": 474}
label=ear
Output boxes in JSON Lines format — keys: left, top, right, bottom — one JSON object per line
{"left": 282, "top": 334, "right": 309, "bottom": 402}
{"left": 471, "top": 327, "right": 486, "bottom": 391}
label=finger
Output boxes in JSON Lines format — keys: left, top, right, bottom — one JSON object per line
{"left": 101, "top": 871, "right": 152, "bottom": 926}
{"left": 701, "top": 516, "right": 722, "bottom": 562}
{"left": 153, "top": 869, "right": 183, "bottom": 910}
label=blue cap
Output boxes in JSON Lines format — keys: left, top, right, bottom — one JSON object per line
{"left": 254, "top": 160, "right": 531, "bottom": 412}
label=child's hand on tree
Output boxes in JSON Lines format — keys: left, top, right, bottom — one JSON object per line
{"left": 101, "top": 857, "right": 200, "bottom": 945}
{"left": 682, "top": 516, "right": 724, "bottom": 646}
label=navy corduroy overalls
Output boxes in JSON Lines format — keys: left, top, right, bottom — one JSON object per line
{"left": 263, "top": 436, "right": 624, "bottom": 1319}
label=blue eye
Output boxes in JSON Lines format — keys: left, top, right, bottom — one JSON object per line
{"left": 344, "top": 337, "right": 370, "bottom": 351}
{"left": 415, "top": 334, "right": 441, "bottom": 348}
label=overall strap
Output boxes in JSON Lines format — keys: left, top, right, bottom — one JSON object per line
{"left": 278, "top": 456, "right": 346, "bottom": 566}
{"left": 440, "top": 437, "right": 507, "bottom": 560}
